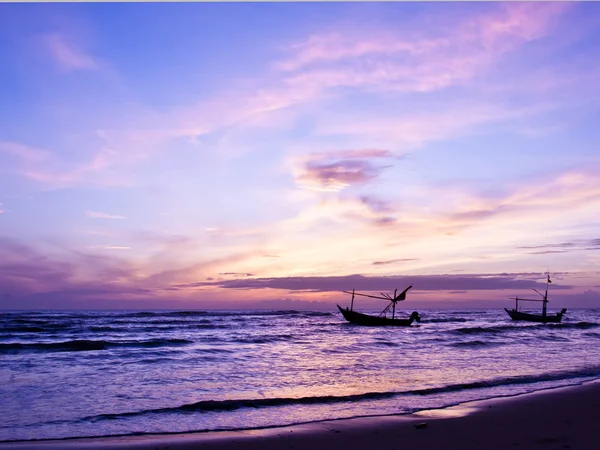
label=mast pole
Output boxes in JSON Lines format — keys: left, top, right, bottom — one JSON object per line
{"left": 351, "top": 289, "right": 355, "bottom": 311}
{"left": 542, "top": 273, "right": 550, "bottom": 317}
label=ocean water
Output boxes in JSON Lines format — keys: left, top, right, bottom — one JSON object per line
{"left": 1, "top": 308, "right": 600, "bottom": 442}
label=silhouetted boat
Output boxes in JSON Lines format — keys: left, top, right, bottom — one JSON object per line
{"left": 337, "top": 285, "right": 420, "bottom": 326}
{"left": 505, "top": 273, "right": 567, "bottom": 323}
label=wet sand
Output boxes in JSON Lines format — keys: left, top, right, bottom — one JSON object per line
{"left": 2, "top": 380, "right": 599, "bottom": 450}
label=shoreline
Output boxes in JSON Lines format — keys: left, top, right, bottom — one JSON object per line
{"left": 2, "top": 379, "right": 599, "bottom": 450}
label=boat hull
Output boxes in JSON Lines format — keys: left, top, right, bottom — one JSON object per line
{"left": 504, "top": 308, "right": 564, "bottom": 323}
{"left": 337, "top": 305, "right": 417, "bottom": 326}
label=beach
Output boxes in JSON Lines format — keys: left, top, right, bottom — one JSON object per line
{"left": 2, "top": 380, "right": 598, "bottom": 450}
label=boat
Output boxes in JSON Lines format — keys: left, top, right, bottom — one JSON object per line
{"left": 504, "top": 273, "right": 567, "bottom": 323}
{"left": 337, "top": 285, "right": 420, "bottom": 326}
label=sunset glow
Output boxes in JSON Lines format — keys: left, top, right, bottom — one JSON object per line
{"left": 1, "top": 2, "right": 600, "bottom": 309}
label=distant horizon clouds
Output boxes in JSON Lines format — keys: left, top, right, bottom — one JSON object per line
{"left": 1, "top": 2, "right": 599, "bottom": 310}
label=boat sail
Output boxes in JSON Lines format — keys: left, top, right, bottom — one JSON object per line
{"left": 337, "top": 284, "right": 420, "bottom": 326}
{"left": 504, "top": 273, "right": 567, "bottom": 323}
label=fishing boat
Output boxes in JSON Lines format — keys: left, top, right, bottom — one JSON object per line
{"left": 505, "top": 273, "right": 567, "bottom": 323}
{"left": 337, "top": 285, "right": 420, "bottom": 326}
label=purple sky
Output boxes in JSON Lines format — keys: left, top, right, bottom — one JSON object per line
{"left": 1, "top": 2, "right": 600, "bottom": 310}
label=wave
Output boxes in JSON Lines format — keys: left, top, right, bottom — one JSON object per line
{"left": 118, "top": 310, "right": 330, "bottom": 318}
{"left": 426, "top": 318, "right": 468, "bottom": 323}
{"left": 454, "top": 321, "right": 598, "bottom": 335}
{"left": 1, "top": 326, "right": 46, "bottom": 333}
{"left": 83, "top": 391, "right": 401, "bottom": 421}
{"left": 76, "top": 365, "right": 600, "bottom": 423}
{"left": 231, "top": 334, "right": 295, "bottom": 344}
{"left": 449, "top": 340, "right": 505, "bottom": 348}
{"left": 0, "top": 338, "right": 193, "bottom": 353}
{"left": 547, "top": 322, "right": 599, "bottom": 330}
{"left": 2, "top": 320, "right": 73, "bottom": 330}
{"left": 122, "top": 311, "right": 210, "bottom": 318}
{"left": 412, "top": 366, "right": 600, "bottom": 395}
{"left": 452, "top": 325, "right": 520, "bottom": 335}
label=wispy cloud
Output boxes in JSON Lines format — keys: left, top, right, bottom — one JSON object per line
{"left": 0, "top": 142, "right": 52, "bottom": 163}
{"left": 8, "top": 3, "right": 582, "bottom": 193}
{"left": 85, "top": 211, "right": 126, "bottom": 220}
{"left": 86, "top": 245, "right": 132, "bottom": 250}
{"left": 517, "top": 239, "right": 600, "bottom": 255}
{"left": 218, "top": 272, "right": 255, "bottom": 277}
{"left": 41, "top": 33, "right": 99, "bottom": 71}
{"left": 372, "top": 258, "right": 418, "bottom": 266}
{"left": 359, "top": 196, "right": 393, "bottom": 214}
{"left": 278, "top": 3, "right": 571, "bottom": 93}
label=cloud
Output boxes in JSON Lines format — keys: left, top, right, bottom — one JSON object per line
{"left": 128, "top": 232, "right": 191, "bottom": 246}
{"left": 394, "top": 169, "right": 600, "bottom": 239}
{"left": 293, "top": 149, "right": 393, "bottom": 192}
{"left": 0, "top": 141, "right": 52, "bottom": 163}
{"left": 0, "top": 237, "right": 222, "bottom": 308}
{"left": 41, "top": 33, "right": 99, "bottom": 71}
{"left": 1, "top": 235, "right": 597, "bottom": 310}
{"left": 359, "top": 196, "right": 393, "bottom": 214}
{"left": 278, "top": 3, "right": 571, "bottom": 93}
{"left": 175, "top": 273, "right": 573, "bottom": 293}
{"left": 372, "top": 258, "right": 418, "bottom": 266}
{"left": 86, "top": 246, "right": 131, "bottom": 250}
{"left": 301, "top": 160, "right": 386, "bottom": 191}
{"left": 517, "top": 239, "right": 600, "bottom": 255}
{"left": 8, "top": 3, "right": 584, "bottom": 193}
{"left": 218, "top": 272, "right": 255, "bottom": 277}
{"left": 85, "top": 211, "right": 126, "bottom": 220}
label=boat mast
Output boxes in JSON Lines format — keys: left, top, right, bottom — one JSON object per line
{"left": 542, "top": 273, "right": 550, "bottom": 317}
{"left": 392, "top": 289, "right": 397, "bottom": 319}
{"left": 351, "top": 289, "right": 355, "bottom": 311}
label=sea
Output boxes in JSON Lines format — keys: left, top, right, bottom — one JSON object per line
{"left": 1, "top": 308, "right": 600, "bottom": 442}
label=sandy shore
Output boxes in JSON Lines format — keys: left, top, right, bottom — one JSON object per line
{"left": 2, "top": 380, "right": 599, "bottom": 450}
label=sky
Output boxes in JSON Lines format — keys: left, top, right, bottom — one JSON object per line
{"left": 1, "top": 2, "right": 600, "bottom": 310}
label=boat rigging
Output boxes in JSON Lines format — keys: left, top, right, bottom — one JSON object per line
{"left": 337, "top": 284, "right": 420, "bottom": 326}
{"left": 504, "top": 273, "right": 567, "bottom": 323}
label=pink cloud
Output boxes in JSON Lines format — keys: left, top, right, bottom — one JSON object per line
{"left": 293, "top": 149, "right": 394, "bottom": 192}
{"left": 359, "top": 196, "right": 393, "bottom": 214}
{"left": 299, "top": 160, "right": 387, "bottom": 191}
{"left": 85, "top": 211, "right": 126, "bottom": 220}
{"left": 22, "top": 158, "right": 137, "bottom": 190}
{"left": 0, "top": 142, "right": 52, "bottom": 163}
{"left": 1, "top": 233, "right": 597, "bottom": 310}
{"left": 8, "top": 3, "right": 579, "bottom": 192}
{"left": 309, "top": 149, "right": 394, "bottom": 159}
{"left": 12, "top": 83, "right": 322, "bottom": 189}
{"left": 41, "top": 33, "right": 98, "bottom": 71}
{"left": 316, "top": 101, "right": 558, "bottom": 152}
{"left": 278, "top": 3, "right": 572, "bottom": 93}
{"left": 385, "top": 168, "right": 600, "bottom": 239}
